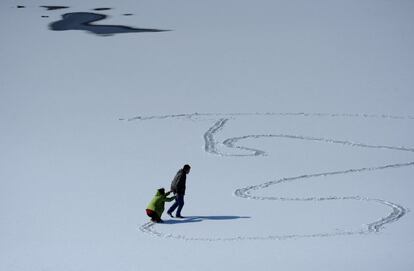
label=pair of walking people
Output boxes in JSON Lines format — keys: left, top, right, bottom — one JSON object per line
{"left": 145, "top": 164, "right": 191, "bottom": 223}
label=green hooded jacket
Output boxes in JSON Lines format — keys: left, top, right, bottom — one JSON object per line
{"left": 146, "top": 189, "right": 176, "bottom": 217}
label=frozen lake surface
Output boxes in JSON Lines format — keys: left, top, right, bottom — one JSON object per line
{"left": 1, "top": 1, "right": 414, "bottom": 270}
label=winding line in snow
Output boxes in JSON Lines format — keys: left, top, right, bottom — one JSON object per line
{"left": 139, "top": 221, "right": 366, "bottom": 241}
{"left": 136, "top": 113, "right": 412, "bottom": 241}
{"left": 223, "top": 134, "right": 414, "bottom": 157}
{"left": 126, "top": 112, "right": 414, "bottom": 122}
{"left": 204, "top": 118, "right": 229, "bottom": 155}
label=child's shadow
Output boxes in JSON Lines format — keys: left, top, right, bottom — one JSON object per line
{"left": 163, "top": 215, "right": 250, "bottom": 225}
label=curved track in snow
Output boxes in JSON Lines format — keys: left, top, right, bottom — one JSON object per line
{"left": 131, "top": 112, "right": 413, "bottom": 241}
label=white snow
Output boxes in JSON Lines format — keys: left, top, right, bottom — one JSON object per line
{"left": 1, "top": 0, "right": 414, "bottom": 270}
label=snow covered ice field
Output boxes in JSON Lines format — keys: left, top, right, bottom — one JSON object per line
{"left": 1, "top": 0, "right": 414, "bottom": 270}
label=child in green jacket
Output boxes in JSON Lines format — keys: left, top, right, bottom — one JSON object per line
{"left": 146, "top": 188, "right": 176, "bottom": 223}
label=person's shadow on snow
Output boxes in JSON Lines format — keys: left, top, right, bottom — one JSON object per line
{"left": 163, "top": 215, "right": 250, "bottom": 225}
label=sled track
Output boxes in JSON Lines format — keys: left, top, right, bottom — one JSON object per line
{"left": 132, "top": 112, "right": 413, "bottom": 241}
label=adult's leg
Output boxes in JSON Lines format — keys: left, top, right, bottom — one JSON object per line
{"left": 167, "top": 197, "right": 179, "bottom": 214}
{"left": 176, "top": 194, "right": 185, "bottom": 217}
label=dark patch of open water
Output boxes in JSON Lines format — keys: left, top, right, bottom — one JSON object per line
{"left": 49, "top": 12, "right": 169, "bottom": 36}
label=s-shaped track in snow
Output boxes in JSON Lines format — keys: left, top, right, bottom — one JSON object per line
{"left": 130, "top": 112, "right": 413, "bottom": 241}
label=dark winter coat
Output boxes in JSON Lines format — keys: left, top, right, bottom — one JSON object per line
{"left": 170, "top": 169, "right": 187, "bottom": 195}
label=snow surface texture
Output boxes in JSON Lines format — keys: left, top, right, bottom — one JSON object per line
{"left": 2, "top": 0, "right": 414, "bottom": 270}
{"left": 132, "top": 113, "right": 412, "bottom": 241}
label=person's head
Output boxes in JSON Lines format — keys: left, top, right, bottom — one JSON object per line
{"left": 183, "top": 164, "right": 191, "bottom": 174}
{"left": 157, "top": 188, "right": 165, "bottom": 195}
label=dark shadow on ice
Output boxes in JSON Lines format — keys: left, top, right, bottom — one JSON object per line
{"left": 163, "top": 215, "right": 250, "bottom": 225}
{"left": 49, "top": 12, "right": 170, "bottom": 36}
{"left": 41, "top": 6, "right": 69, "bottom": 11}
{"left": 195, "top": 216, "right": 251, "bottom": 220}
{"left": 163, "top": 218, "right": 202, "bottom": 225}
{"left": 93, "top": 8, "right": 112, "bottom": 11}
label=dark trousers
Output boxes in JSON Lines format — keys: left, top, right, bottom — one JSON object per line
{"left": 168, "top": 194, "right": 184, "bottom": 216}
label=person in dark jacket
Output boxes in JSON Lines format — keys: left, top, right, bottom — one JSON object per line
{"left": 167, "top": 164, "right": 191, "bottom": 218}
{"left": 146, "top": 188, "right": 175, "bottom": 223}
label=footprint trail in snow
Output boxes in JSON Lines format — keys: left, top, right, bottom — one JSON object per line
{"left": 128, "top": 113, "right": 413, "bottom": 241}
